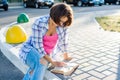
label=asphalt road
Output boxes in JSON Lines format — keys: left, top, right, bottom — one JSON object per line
{"left": 0, "top": 50, "right": 24, "bottom": 80}
{"left": 0, "top": 5, "right": 120, "bottom": 27}
{"left": 0, "top": 5, "right": 120, "bottom": 80}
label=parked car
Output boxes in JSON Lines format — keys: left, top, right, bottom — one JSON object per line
{"left": 117, "top": 0, "right": 120, "bottom": 4}
{"left": 0, "top": 0, "right": 8, "bottom": 11}
{"left": 93, "top": 0, "right": 104, "bottom": 6}
{"left": 23, "top": 0, "right": 54, "bottom": 8}
{"left": 104, "top": 0, "right": 117, "bottom": 4}
{"left": 63, "top": 0, "right": 94, "bottom": 6}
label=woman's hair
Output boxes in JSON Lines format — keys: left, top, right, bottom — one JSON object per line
{"left": 50, "top": 3, "right": 73, "bottom": 27}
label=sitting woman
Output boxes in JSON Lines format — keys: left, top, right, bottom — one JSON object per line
{"left": 19, "top": 3, "right": 73, "bottom": 80}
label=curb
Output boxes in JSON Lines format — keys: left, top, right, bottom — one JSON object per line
{"left": 9, "top": 6, "right": 24, "bottom": 9}
{"left": 8, "top": 2, "right": 24, "bottom": 9}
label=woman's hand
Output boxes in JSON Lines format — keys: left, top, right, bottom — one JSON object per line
{"left": 40, "top": 58, "right": 48, "bottom": 66}
{"left": 63, "top": 53, "right": 72, "bottom": 61}
{"left": 52, "top": 61, "right": 67, "bottom": 67}
{"left": 64, "top": 57, "right": 72, "bottom": 61}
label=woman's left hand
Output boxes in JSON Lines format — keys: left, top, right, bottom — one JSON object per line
{"left": 64, "top": 57, "right": 72, "bottom": 61}
{"left": 52, "top": 61, "right": 67, "bottom": 67}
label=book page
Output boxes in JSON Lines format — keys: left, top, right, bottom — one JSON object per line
{"left": 51, "top": 63, "right": 79, "bottom": 76}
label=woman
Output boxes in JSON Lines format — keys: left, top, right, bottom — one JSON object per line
{"left": 19, "top": 3, "right": 73, "bottom": 80}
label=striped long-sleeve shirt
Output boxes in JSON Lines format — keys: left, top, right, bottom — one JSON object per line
{"left": 19, "top": 15, "right": 69, "bottom": 63}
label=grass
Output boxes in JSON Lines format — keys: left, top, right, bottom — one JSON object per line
{"left": 96, "top": 15, "right": 120, "bottom": 32}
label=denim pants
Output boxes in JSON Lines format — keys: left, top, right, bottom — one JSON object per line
{"left": 23, "top": 48, "right": 48, "bottom": 80}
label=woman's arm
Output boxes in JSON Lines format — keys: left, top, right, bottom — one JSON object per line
{"left": 31, "top": 20, "right": 47, "bottom": 58}
{"left": 63, "top": 28, "right": 72, "bottom": 61}
{"left": 63, "top": 53, "right": 72, "bottom": 61}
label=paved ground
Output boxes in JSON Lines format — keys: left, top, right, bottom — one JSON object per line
{"left": 63, "top": 11, "right": 120, "bottom": 80}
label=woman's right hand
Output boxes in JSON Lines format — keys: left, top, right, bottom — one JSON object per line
{"left": 52, "top": 61, "right": 66, "bottom": 67}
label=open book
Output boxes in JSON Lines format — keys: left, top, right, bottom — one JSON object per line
{"left": 50, "top": 63, "right": 79, "bottom": 76}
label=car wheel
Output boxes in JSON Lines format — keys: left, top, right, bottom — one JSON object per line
{"left": 116, "top": 1, "right": 119, "bottom": 5}
{"left": 48, "top": 5, "right": 52, "bottom": 8}
{"left": 77, "top": 1, "right": 82, "bottom": 7}
{"left": 23, "top": 3, "right": 27, "bottom": 8}
{"left": 63, "top": 0, "right": 67, "bottom": 3}
{"left": 99, "top": 3, "right": 102, "bottom": 6}
{"left": 34, "top": 3, "right": 39, "bottom": 8}
{"left": 73, "top": 3, "right": 77, "bottom": 6}
{"left": 92, "top": 3, "right": 95, "bottom": 6}
{"left": 3, "top": 4, "right": 8, "bottom": 11}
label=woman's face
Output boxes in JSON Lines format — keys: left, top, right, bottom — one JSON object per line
{"left": 59, "top": 16, "right": 68, "bottom": 26}
{"left": 52, "top": 16, "right": 68, "bottom": 27}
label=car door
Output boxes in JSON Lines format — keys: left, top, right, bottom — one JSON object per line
{"left": 66, "top": 0, "right": 71, "bottom": 3}
{"left": 31, "top": 0, "right": 36, "bottom": 6}
{"left": 69, "top": 0, "right": 74, "bottom": 3}
{"left": 26, "top": 0, "right": 33, "bottom": 6}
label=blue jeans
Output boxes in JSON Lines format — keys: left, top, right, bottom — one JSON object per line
{"left": 23, "top": 48, "right": 47, "bottom": 80}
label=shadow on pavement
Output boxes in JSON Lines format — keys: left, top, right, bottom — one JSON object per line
{"left": 117, "top": 48, "right": 120, "bottom": 80}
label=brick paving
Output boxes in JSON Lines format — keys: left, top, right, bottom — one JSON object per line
{"left": 66, "top": 12, "right": 120, "bottom": 80}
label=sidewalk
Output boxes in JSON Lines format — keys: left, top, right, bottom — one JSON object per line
{"left": 66, "top": 10, "right": 120, "bottom": 80}
{"left": 1, "top": 9, "right": 120, "bottom": 80}
{"left": 8, "top": 2, "right": 24, "bottom": 9}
